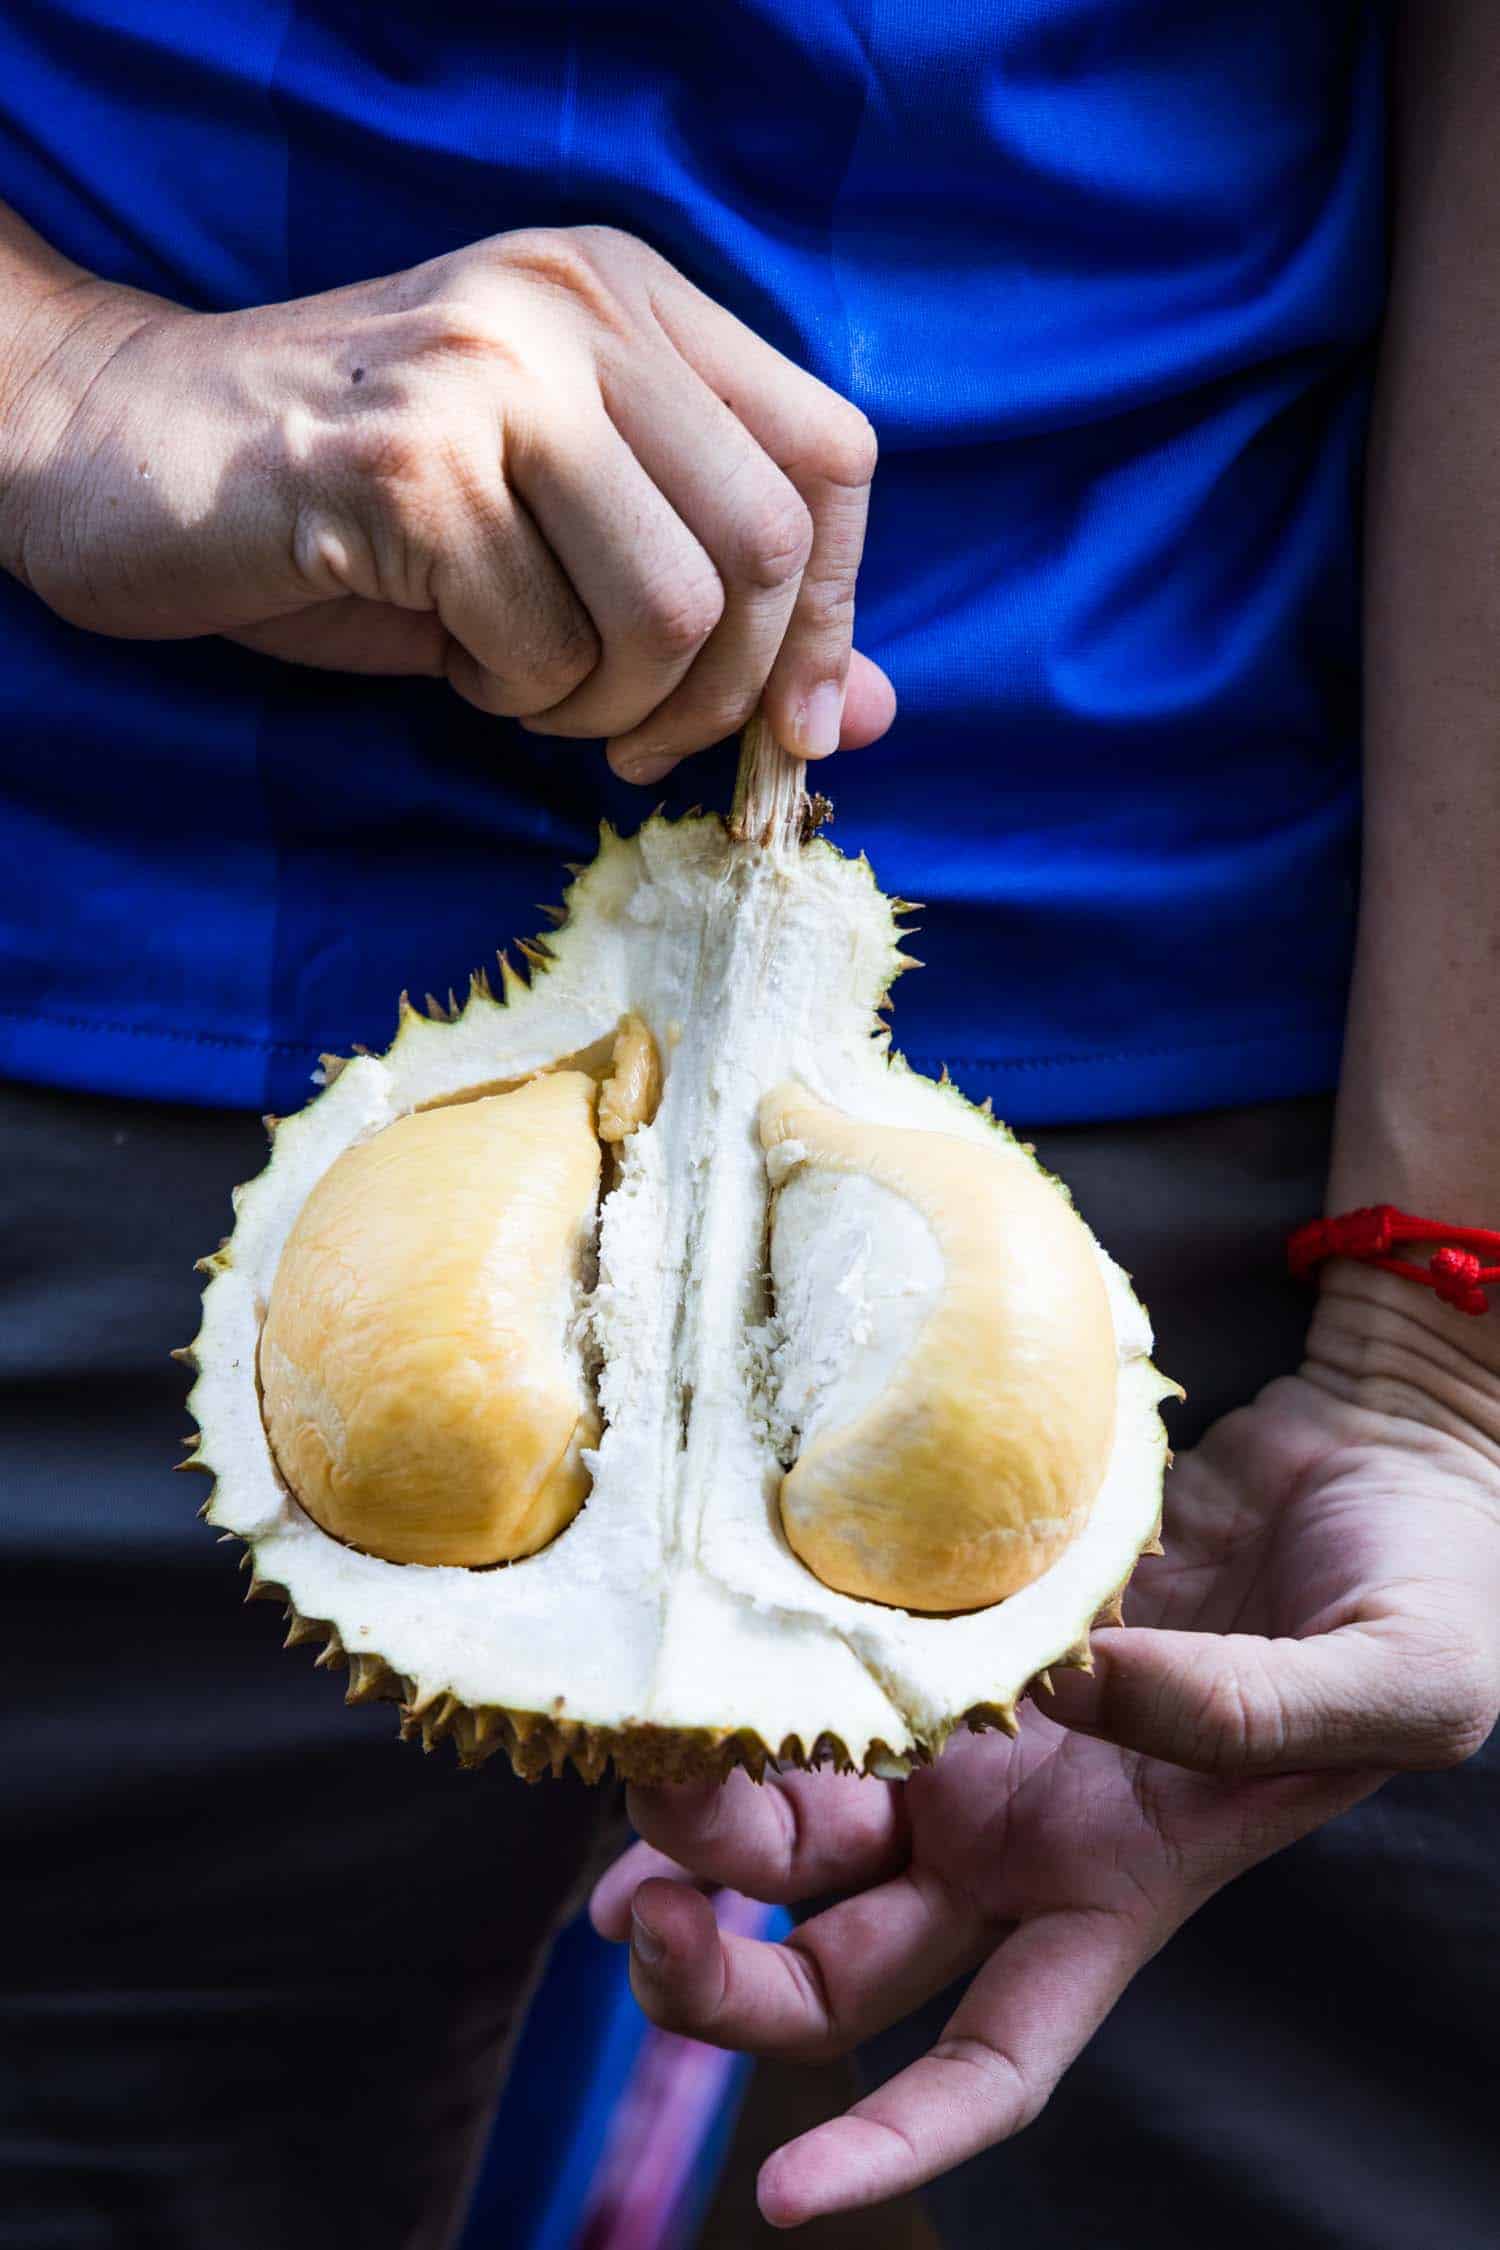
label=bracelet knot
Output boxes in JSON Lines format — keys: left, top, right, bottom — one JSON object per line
{"left": 1288, "top": 1206, "right": 1500, "bottom": 1316}
{"left": 1429, "top": 1246, "right": 1489, "bottom": 1314}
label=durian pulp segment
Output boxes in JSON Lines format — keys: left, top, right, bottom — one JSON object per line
{"left": 258, "top": 1074, "right": 602, "bottom": 1568}
{"left": 191, "top": 815, "right": 1176, "bottom": 1774}
{"left": 760, "top": 1084, "right": 1117, "bottom": 1612}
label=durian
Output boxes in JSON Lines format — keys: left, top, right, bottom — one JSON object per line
{"left": 183, "top": 720, "right": 1177, "bottom": 1784}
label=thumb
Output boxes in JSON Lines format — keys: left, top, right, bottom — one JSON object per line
{"left": 1041, "top": 1622, "right": 1486, "bottom": 1776}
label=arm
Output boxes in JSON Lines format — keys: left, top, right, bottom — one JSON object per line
{"left": 0, "top": 201, "right": 893, "bottom": 779}
{"left": 1317, "top": 0, "right": 1500, "bottom": 1416}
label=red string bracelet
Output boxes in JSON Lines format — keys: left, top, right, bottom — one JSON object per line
{"left": 1287, "top": 1206, "right": 1500, "bottom": 1316}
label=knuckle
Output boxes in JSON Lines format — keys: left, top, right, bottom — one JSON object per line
{"left": 729, "top": 489, "right": 814, "bottom": 591}
{"left": 511, "top": 628, "right": 599, "bottom": 714}
{"left": 1188, "top": 1663, "right": 1270, "bottom": 1773}
{"left": 791, "top": 566, "right": 857, "bottom": 639}
{"left": 637, "top": 570, "right": 725, "bottom": 660}
{"left": 491, "top": 226, "right": 633, "bottom": 331}
{"left": 930, "top": 2034, "right": 1041, "bottom": 2130}
{"left": 566, "top": 222, "right": 641, "bottom": 271}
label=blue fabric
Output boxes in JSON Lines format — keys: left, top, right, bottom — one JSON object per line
{"left": 0, "top": 1, "right": 1385, "bottom": 1124}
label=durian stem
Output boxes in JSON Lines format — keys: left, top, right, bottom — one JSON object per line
{"left": 729, "top": 712, "right": 826, "bottom": 855}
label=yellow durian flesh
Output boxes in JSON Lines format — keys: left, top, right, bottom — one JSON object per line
{"left": 761, "top": 1082, "right": 1117, "bottom": 1613}
{"left": 258, "top": 1070, "right": 602, "bottom": 1567}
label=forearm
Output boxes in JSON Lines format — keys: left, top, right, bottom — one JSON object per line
{"left": 1320, "top": 3, "right": 1500, "bottom": 1404}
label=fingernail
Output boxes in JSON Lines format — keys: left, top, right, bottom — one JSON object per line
{"left": 614, "top": 752, "right": 679, "bottom": 787}
{"left": 794, "top": 680, "right": 845, "bottom": 760}
{"left": 631, "top": 1904, "right": 665, "bottom": 1968}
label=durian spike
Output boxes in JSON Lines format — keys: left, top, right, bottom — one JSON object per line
{"left": 728, "top": 710, "right": 828, "bottom": 855}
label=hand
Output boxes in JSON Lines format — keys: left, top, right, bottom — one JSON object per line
{"left": 0, "top": 223, "right": 894, "bottom": 782}
{"left": 590, "top": 1271, "right": 1500, "bottom": 2228}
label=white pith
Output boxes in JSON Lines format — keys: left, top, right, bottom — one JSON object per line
{"left": 191, "top": 817, "right": 1174, "bottom": 1774}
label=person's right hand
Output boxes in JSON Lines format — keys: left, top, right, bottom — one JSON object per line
{"left": 0, "top": 224, "right": 894, "bottom": 783}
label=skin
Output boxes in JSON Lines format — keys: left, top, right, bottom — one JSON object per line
{"left": 0, "top": 214, "right": 895, "bottom": 782}
{"left": 589, "top": 3, "right": 1500, "bottom": 2224}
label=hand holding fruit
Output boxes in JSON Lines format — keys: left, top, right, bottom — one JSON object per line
{"left": 591, "top": 1271, "right": 1500, "bottom": 2226}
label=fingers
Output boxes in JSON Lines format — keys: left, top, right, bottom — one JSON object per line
{"left": 838, "top": 647, "right": 900, "bottom": 750}
{"left": 591, "top": 1770, "right": 904, "bottom": 1944}
{"left": 621, "top": 1867, "right": 991, "bottom": 2063}
{"left": 608, "top": 643, "right": 896, "bottom": 787}
{"left": 754, "top": 442, "right": 875, "bottom": 762}
{"left": 598, "top": 354, "right": 811, "bottom": 778}
{"left": 589, "top": 1839, "right": 702, "bottom": 1943}
{"left": 756, "top": 1905, "right": 1151, "bottom": 2227}
{"left": 503, "top": 389, "right": 725, "bottom": 740}
{"left": 432, "top": 480, "right": 601, "bottom": 718}
{"left": 627, "top": 1768, "right": 908, "bottom": 1906}
{"left": 1042, "top": 1618, "right": 1498, "bottom": 1776}
{"left": 648, "top": 269, "right": 884, "bottom": 764}
{"left": 424, "top": 229, "right": 894, "bottom": 768}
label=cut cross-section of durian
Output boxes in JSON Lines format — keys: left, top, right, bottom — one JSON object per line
{"left": 182, "top": 719, "right": 1179, "bottom": 1784}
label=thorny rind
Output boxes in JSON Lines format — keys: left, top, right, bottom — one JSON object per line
{"left": 177, "top": 713, "right": 1171, "bottom": 1789}
{"left": 178, "top": 1416, "right": 1160, "bottom": 1785}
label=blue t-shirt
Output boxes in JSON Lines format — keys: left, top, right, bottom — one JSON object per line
{"left": 0, "top": 1, "right": 1385, "bottom": 1124}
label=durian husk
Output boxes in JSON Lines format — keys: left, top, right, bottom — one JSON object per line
{"left": 179, "top": 718, "right": 1175, "bottom": 1785}
{"left": 177, "top": 1492, "right": 1159, "bottom": 1782}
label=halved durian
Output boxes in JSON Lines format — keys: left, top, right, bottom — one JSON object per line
{"left": 182, "top": 721, "right": 1177, "bottom": 1784}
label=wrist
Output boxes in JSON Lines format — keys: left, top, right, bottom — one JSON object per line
{"left": 0, "top": 267, "right": 162, "bottom": 587}
{"left": 1302, "top": 1259, "right": 1500, "bottom": 1466}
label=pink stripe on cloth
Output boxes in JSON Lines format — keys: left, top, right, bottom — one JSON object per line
{"left": 574, "top": 1892, "right": 777, "bottom": 2250}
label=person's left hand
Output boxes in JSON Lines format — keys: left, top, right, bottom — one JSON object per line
{"left": 590, "top": 1275, "right": 1500, "bottom": 2228}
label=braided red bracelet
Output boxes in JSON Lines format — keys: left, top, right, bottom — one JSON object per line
{"left": 1288, "top": 1206, "right": 1500, "bottom": 1316}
